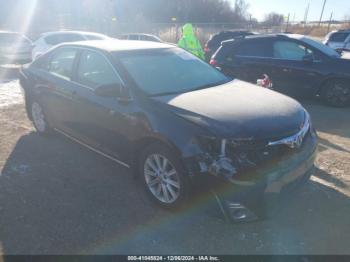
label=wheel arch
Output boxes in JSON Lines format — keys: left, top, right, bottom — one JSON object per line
{"left": 317, "top": 76, "right": 350, "bottom": 95}
{"left": 131, "top": 135, "right": 183, "bottom": 173}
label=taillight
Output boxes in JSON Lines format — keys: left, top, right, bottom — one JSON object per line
{"left": 204, "top": 45, "right": 210, "bottom": 53}
{"left": 209, "top": 58, "right": 218, "bottom": 66}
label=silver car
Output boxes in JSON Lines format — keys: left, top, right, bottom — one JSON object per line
{"left": 0, "top": 31, "right": 33, "bottom": 64}
{"left": 324, "top": 29, "right": 350, "bottom": 52}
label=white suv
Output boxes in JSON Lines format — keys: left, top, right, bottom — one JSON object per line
{"left": 324, "top": 30, "right": 350, "bottom": 52}
{"left": 32, "top": 31, "right": 110, "bottom": 60}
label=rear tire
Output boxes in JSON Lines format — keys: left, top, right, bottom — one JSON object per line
{"left": 321, "top": 79, "right": 350, "bottom": 107}
{"left": 138, "top": 143, "right": 190, "bottom": 209}
{"left": 30, "top": 100, "right": 52, "bottom": 135}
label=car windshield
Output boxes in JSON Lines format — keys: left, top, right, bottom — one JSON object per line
{"left": 117, "top": 48, "right": 231, "bottom": 96}
{"left": 302, "top": 37, "right": 340, "bottom": 57}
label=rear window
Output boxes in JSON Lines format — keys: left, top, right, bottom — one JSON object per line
{"left": 128, "top": 35, "right": 139, "bottom": 40}
{"left": 139, "top": 35, "right": 161, "bottom": 42}
{"left": 329, "top": 32, "right": 350, "bottom": 42}
{"left": 44, "top": 34, "right": 84, "bottom": 45}
{"left": 48, "top": 48, "right": 77, "bottom": 80}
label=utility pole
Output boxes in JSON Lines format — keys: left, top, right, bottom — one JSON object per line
{"left": 304, "top": 2, "right": 310, "bottom": 26}
{"left": 327, "top": 11, "right": 333, "bottom": 34}
{"left": 318, "top": 0, "right": 327, "bottom": 26}
{"left": 249, "top": 14, "right": 252, "bottom": 30}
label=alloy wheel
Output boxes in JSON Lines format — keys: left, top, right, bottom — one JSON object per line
{"left": 31, "top": 102, "right": 47, "bottom": 133}
{"left": 325, "top": 82, "right": 350, "bottom": 106}
{"left": 144, "top": 154, "right": 180, "bottom": 204}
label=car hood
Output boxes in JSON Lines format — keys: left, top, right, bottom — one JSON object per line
{"left": 152, "top": 80, "right": 306, "bottom": 140}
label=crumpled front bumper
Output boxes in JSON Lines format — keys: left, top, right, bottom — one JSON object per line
{"left": 185, "top": 131, "right": 318, "bottom": 223}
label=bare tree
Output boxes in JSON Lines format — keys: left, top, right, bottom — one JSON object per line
{"left": 262, "top": 12, "right": 284, "bottom": 27}
{"left": 232, "top": 0, "right": 249, "bottom": 22}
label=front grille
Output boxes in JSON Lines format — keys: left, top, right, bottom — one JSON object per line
{"left": 227, "top": 130, "right": 311, "bottom": 175}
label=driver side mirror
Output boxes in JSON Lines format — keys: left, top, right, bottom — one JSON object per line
{"left": 94, "top": 83, "right": 131, "bottom": 102}
{"left": 302, "top": 54, "right": 314, "bottom": 64}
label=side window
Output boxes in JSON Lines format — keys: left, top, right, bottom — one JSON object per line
{"left": 235, "top": 40, "right": 272, "bottom": 58}
{"left": 273, "top": 41, "right": 313, "bottom": 61}
{"left": 128, "top": 35, "right": 139, "bottom": 40}
{"left": 139, "top": 35, "right": 148, "bottom": 41}
{"left": 48, "top": 48, "right": 77, "bottom": 80}
{"left": 77, "top": 50, "right": 122, "bottom": 89}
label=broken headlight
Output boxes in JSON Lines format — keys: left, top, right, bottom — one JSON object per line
{"left": 197, "top": 136, "right": 237, "bottom": 179}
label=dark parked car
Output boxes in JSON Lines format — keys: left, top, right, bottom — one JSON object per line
{"left": 211, "top": 34, "right": 350, "bottom": 107}
{"left": 118, "top": 33, "right": 163, "bottom": 42}
{"left": 20, "top": 40, "right": 317, "bottom": 222}
{"left": 204, "top": 31, "right": 255, "bottom": 61}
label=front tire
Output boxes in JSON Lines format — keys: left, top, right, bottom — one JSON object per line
{"left": 138, "top": 144, "right": 190, "bottom": 209}
{"left": 30, "top": 100, "right": 51, "bottom": 135}
{"left": 321, "top": 79, "right": 350, "bottom": 107}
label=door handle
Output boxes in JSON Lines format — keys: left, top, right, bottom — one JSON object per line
{"left": 282, "top": 68, "right": 290, "bottom": 73}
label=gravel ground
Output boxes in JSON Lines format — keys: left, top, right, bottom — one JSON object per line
{"left": 0, "top": 76, "right": 349, "bottom": 255}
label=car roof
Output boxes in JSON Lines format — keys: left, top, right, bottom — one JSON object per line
{"left": 229, "top": 33, "right": 305, "bottom": 41}
{"left": 333, "top": 29, "right": 350, "bottom": 33}
{"left": 40, "top": 31, "right": 108, "bottom": 37}
{"left": 58, "top": 39, "right": 174, "bottom": 52}
{"left": 221, "top": 33, "right": 309, "bottom": 46}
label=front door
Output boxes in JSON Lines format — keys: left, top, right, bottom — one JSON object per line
{"left": 69, "top": 49, "right": 136, "bottom": 163}
{"left": 36, "top": 47, "right": 79, "bottom": 133}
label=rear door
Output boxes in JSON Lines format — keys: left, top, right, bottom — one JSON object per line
{"left": 33, "top": 47, "right": 79, "bottom": 132}
{"left": 221, "top": 38, "right": 274, "bottom": 83}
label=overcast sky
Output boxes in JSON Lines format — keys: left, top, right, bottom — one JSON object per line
{"left": 231, "top": 0, "right": 350, "bottom": 21}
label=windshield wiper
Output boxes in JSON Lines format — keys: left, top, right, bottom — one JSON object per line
{"left": 150, "top": 78, "right": 232, "bottom": 97}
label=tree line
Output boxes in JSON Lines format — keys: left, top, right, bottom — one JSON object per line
{"left": 0, "top": 0, "right": 285, "bottom": 33}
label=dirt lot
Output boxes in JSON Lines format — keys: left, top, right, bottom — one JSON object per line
{"left": 0, "top": 71, "right": 349, "bottom": 255}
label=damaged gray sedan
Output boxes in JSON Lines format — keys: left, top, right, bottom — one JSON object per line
{"left": 20, "top": 40, "right": 318, "bottom": 222}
